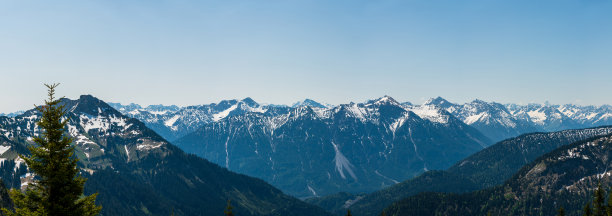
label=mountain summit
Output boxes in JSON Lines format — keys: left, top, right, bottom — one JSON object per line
{"left": 292, "top": 99, "right": 328, "bottom": 108}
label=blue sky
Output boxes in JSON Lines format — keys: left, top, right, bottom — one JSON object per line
{"left": 1, "top": 0, "right": 611, "bottom": 112}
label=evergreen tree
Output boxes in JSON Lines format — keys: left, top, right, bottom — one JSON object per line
{"left": 607, "top": 188, "right": 612, "bottom": 216}
{"left": 345, "top": 209, "right": 352, "bottom": 216}
{"left": 557, "top": 206, "right": 565, "bottom": 216}
{"left": 585, "top": 203, "right": 593, "bottom": 216}
{"left": 594, "top": 183, "right": 607, "bottom": 216}
{"left": 2, "top": 84, "right": 101, "bottom": 216}
{"left": 224, "top": 200, "right": 234, "bottom": 216}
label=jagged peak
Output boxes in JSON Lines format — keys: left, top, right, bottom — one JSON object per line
{"left": 62, "top": 95, "right": 123, "bottom": 117}
{"left": 293, "top": 99, "right": 327, "bottom": 108}
{"left": 0, "top": 110, "right": 25, "bottom": 118}
{"left": 424, "top": 96, "right": 453, "bottom": 107}
{"left": 368, "top": 95, "right": 400, "bottom": 106}
{"left": 240, "top": 97, "right": 259, "bottom": 107}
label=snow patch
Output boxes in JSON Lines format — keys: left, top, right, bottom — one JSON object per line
{"left": 374, "top": 170, "right": 399, "bottom": 184}
{"left": 225, "top": 136, "right": 231, "bottom": 168}
{"left": 137, "top": 143, "right": 163, "bottom": 150}
{"left": 149, "top": 110, "right": 169, "bottom": 115}
{"left": 464, "top": 113, "right": 486, "bottom": 125}
{"left": 409, "top": 105, "right": 448, "bottom": 124}
{"left": 389, "top": 112, "right": 411, "bottom": 134}
{"left": 124, "top": 145, "right": 130, "bottom": 162}
{"left": 527, "top": 110, "right": 548, "bottom": 123}
{"left": 346, "top": 104, "right": 367, "bottom": 121}
{"left": 0, "top": 145, "right": 11, "bottom": 155}
{"left": 244, "top": 105, "right": 267, "bottom": 113}
{"left": 331, "top": 142, "right": 357, "bottom": 180}
{"left": 343, "top": 196, "right": 364, "bottom": 209}
{"left": 80, "top": 115, "right": 110, "bottom": 132}
{"left": 74, "top": 134, "right": 97, "bottom": 146}
{"left": 213, "top": 104, "right": 239, "bottom": 121}
{"left": 164, "top": 115, "right": 180, "bottom": 130}
{"left": 307, "top": 185, "right": 318, "bottom": 196}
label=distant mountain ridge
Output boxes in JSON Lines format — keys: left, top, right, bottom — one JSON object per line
{"left": 426, "top": 97, "right": 612, "bottom": 141}
{"left": 109, "top": 98, "right": 272, "bottom": 142}
{"left": 292, "top": 99, "right": 330, "bottom": 108}
{"left": 107, "top": 96, "right": 612, "bottom": 199}
{"left": 110, "top": 97, "right": 612, "bottom": 143}
{"left": 0, "top": 111, "right": 25, "bottom": 118}
{"left": 425, "top": 97, "right": 539, "bottom": 142}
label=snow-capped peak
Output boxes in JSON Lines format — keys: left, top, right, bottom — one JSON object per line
{"left": 368, "top": 95, "right": 400, "bottom": 106}
{"left": 292, "top": 99, "right": 328, "bottom": 108}
{"left": 240, "top": 97, "right": 259, "bottom": 107}
{"left": 424, "top": 96, "right": 454, "bottom": 108}
{"left": 407, "top": 105, "right": 450, "bottom": 124}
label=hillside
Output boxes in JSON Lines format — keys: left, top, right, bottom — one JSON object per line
{"left": 308, "top": 126, "right": 612, "bottom": 215}
{"left": 0, "top": 95, "right": 330, "bottom": 216}
{"left": 385, "top": 134, "right": 612, "bottom": 215}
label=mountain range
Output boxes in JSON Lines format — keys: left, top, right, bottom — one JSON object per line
{"left": 2, "top": 95, "right": 611, "bottom": 215}
{"left": 426, "top": 97, "right": 612, "bottom": 141}
{"left": 109, "top": 96, "right": 612, "bottom": 198}
{"left": 110, "top": 96, "right": 612, "bottom": 144}
{"left": 0, "top": 95, "right": 329, "bottom": 215}
{"left": 173, "top": 96, "right": 491, "bottom": 197}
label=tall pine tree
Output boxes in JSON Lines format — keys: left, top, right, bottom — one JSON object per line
{"left": 594, "top": 183, "right": 607, "bottom": 216}
{"left": 2, "top": 84, "right": 101, "bottom": 216}
{"left": 585, "top": 203, "right": 593, "bottom": 216}
{"left": 345, "top": 209, "right": 352, "bottom": 216}
{"left": 608, "top": 189, "right": 612, "bottom": 216}
{"left": 557, "top": 207, "right": 565, "bottom": 216}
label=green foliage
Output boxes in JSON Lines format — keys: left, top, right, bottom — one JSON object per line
{"left": 607, "top": 189, "right": 612, "bottom": 216}
{"left": 585, "top": 203, "right": 593, "bottom": 216}
{"left": 381, "top": 134, "right": 612, "bottom": 216}
{"left": 594, "top": 183, "right": 607, "bottom": 216}
{"left": 0, "top": 181, "right": 13, "bottom": 211}
{"left": 583, "top": 184, "right": 612, "bottom": 216}
{"left": 2, "top": 84, "right": 101, "bottom": 216}
{"left": 558, "top": 207, "right": 565, "bottom": 216}
{"left": 345, "top": 209, "right": 352, "bottom": 216}
{"left": 320, "top": 128, "right": 612, "bottom": 216}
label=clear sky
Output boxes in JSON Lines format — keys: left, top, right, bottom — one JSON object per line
{"left": 1, "top": 0, "right": 611, "bottom": 113}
